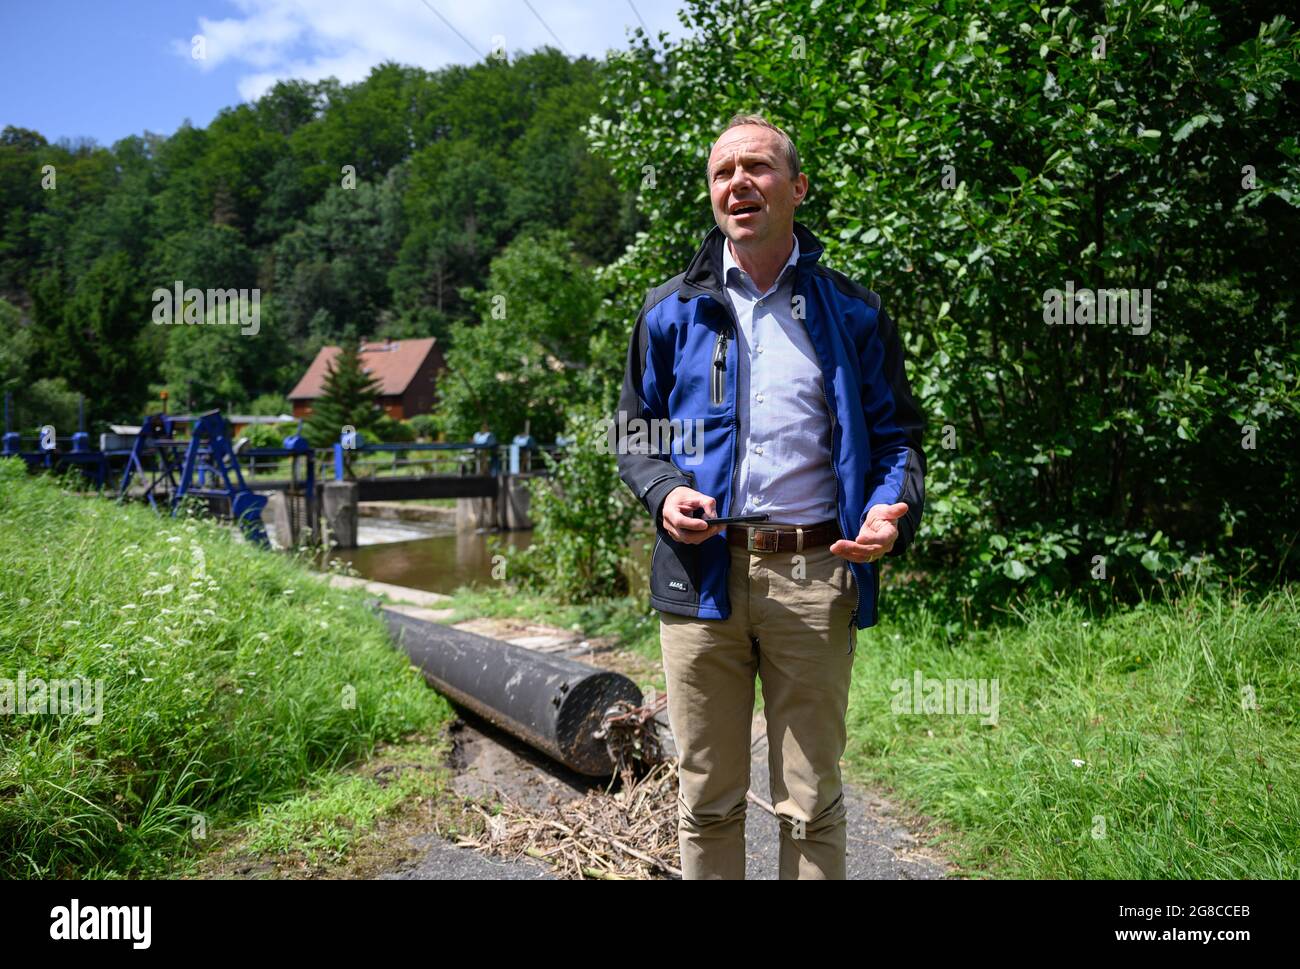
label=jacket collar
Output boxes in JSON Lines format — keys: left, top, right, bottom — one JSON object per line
{"left": 678, "top": 219, "right": 825, "bottom": 302}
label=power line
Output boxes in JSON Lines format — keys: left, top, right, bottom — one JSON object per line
{"left": 522, "top": 0, "right": 570, "bottom": 56}
{"left": 625, "top": 0, "right": 649, "bottom": 35}
{"left": 416, "top": 0, "right": 483, "bottom": 59}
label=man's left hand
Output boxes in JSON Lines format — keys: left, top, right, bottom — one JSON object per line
{"left": 830, "top": 502, "right": 909, "bottom": 563}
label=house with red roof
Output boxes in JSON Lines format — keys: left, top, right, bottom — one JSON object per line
{"left": 288, "top": 337, "right": 445, "bottom": 421}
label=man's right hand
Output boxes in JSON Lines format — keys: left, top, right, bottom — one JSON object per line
{"left": 661, "top": 486, "right": 726, "bottom": 544}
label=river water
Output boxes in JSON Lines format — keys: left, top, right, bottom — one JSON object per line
{"left": 325, "top": 517, "right": 654, "bottom": 597}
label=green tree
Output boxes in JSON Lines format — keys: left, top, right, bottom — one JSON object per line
{"left": 0, "top": 296, "right": 33, "bottom": 400}
{"left": 30, "top": 251, "right": 151, "bottom": 427}
{"left": 273, "top": 176, "right": 404, "bottom": 345}
{"left": 436, "top": 230, "right": 602, "bottom": 442}
{"left": 303, "top": 343, "right": 385, "bottom": 449}
{"left": 591, "top": 0, "right": 1300, "bottom": 616}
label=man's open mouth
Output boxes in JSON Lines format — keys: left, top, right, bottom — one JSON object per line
{"left": 730, "top": 203, "right": 761, "bottom": 215}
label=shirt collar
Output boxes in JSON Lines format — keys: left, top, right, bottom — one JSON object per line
{"left": 722, "top": 232, "right": 800, "bottom": 298}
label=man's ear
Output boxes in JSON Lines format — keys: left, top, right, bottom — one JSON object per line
{"left": 792, "top": 172, "right": 809, "bottom": 207}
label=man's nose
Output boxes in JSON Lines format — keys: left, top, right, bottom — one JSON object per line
{"left": 728, "top": 167, "right": 755, "bottom": 196}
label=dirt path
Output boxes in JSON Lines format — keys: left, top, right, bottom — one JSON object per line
{"left": 378, "top": 700, "right": 950, "bottom": 880}
{"left": 362, "top": 590, "right": 952, "bottom": 880}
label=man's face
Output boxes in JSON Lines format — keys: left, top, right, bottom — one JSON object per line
{"left": 707, "top": 125, "right": 808, "bottom": 247}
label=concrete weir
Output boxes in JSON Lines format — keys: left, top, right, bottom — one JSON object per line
{"left": 382, "top": 608, "right": 642, "bottom": 777}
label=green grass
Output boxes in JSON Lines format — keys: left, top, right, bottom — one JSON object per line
{"left": 235, "top": 752, "right": 438, "bottom": 864}
{"left": 0, "top": 458, "right": 454, "bottom": 877}
{"left": 179, "top": 731, "right": 457, "bottom": 876}
{"left": 844, "top": 588, "right": 1300, "bottom": 878}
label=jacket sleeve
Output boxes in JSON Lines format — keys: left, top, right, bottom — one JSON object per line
{"left": 612, "top": 290, "right": 693, "bottom": 525}
{"left": 857, "top": 300, "right": 927, "bottom": 557}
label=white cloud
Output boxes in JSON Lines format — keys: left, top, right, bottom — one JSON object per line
{"left": 176, "top": 0, "right": 687, "bottom": 102}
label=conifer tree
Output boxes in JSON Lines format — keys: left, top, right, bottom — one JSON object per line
{"left": 303, "top": 343, "right": 384, "bottom": 455}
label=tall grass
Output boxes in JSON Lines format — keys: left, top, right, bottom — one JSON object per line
{"left": 845, "top": 587, "right": 1300, "bottom": 877}
{"left": 0, "top": 459, "right": 452, "bottom": 877}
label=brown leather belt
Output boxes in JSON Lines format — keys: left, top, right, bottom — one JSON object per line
{"left": 725, "top": 518, "right": 841, "bottom": 553}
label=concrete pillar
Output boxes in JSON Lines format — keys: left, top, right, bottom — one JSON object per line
{"left": 263, "top": 491, "right": 294, "bottom": 548}
{"left": 502, "top": 474, "right": 533, "bottom": 530}
{"left": 322, "top": 481, "right": 359, "bottom": 548}
{"left": 457, "top": 494, "right": 496, "bottom": 532}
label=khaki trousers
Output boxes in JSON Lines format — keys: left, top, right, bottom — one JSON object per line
{"left": 658, "top": 538, "right": 858, "bottom": 879}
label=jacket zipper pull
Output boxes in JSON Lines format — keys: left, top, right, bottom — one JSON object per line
{"left": 712, "top": 332, "right": 728, "bottom": 404}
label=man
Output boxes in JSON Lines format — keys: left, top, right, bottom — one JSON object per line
{"left": 612, "top": 114, "right": 926, "bottom": 879}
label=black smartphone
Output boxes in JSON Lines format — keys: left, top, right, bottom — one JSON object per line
{"left": 690, "top": 511, "right": 771, "bottom": 525}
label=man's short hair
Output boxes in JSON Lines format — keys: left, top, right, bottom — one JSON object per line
{"left": 712, "top": 113, "right": 801, "bottom": 180}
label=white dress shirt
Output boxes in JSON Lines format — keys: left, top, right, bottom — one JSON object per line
{"left": 722, "top": 234, "right": 839, "bottom": 526}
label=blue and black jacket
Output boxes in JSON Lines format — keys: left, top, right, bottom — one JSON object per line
{"left": 614, "top": 220, "right": 926, "bottom": 630}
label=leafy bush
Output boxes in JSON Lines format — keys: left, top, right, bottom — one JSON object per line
{"left": 489, "top": 401, "right": 640, "bottom": 602}
{"left": 372, "top": 414, "right": 416, "bottom": 443}
{"left": 405, "top": 413, "right": 439, "bottom": 440}
{"left": 590, "top": 0, "right": 1300, "bottom": 620}
{"left": 244, "top": 393, "right": 293, "bottom": 416}
{"left": 237, "top": 422, "right": 293, "bottom": 449}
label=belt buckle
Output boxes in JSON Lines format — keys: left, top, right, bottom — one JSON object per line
{"left": 747, "top": 526, "right": 781, "bottom": 552}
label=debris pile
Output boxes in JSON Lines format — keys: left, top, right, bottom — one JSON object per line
{"left": 460, "top": 693, "right": 684, "bottom": 879}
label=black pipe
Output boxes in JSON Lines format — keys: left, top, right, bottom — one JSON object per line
{"left": 383, "top": 608, "right": 642, "bottom": 777}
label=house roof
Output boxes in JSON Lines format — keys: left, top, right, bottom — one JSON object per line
{"left": 288, "top": 338, "right": 439, "bottom": 400}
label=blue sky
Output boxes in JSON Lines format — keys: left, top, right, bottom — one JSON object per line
{"left": 0, "top": 0, "right": 690, "bottom": 147}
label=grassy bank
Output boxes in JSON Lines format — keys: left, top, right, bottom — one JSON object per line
{"left": 845, "top": 588, "right": 1299, "bottom": 878}
{"left": 442, "top": 574, "right": 1299, "bottom": 879}
{"left": 0, "top": 459, "right": 454, "bottom": 877}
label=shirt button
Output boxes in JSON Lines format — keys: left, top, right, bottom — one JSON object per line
{"left": 754, "top": 445, "right": 763, "bottom": 455}
{"left": 755, "top": 393, "right": 764, "bottom": 402}
{"left": 756, "top": 345, "right": 764, "bottom": 354}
